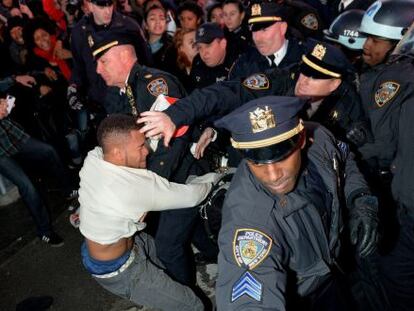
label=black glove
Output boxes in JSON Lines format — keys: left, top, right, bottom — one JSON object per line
{"left": 349, "top": 195, "right": 379, "bottom": 258}
{"left": 346, "top": 122, "right": 372, "bottom": 147}
{"left": 67, "top": 85, "right": 83, "bottom": 110}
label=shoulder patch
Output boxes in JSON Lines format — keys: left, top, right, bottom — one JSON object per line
{"left": 233, "top": 228, "right": 272, "bottom": 270}
{"left": 231, "top": 272, "right": 262, "bottom": 302}
{"left": 375, "top": 81, "right": 400, "bottom": 107}
{"left": 242, "top": 74, "right": 270, "bottom": 90}
{"left": 147, "top": 78, "right": 168, "bottom": 97}
{"left": 301, "top": 13, "right": 319, "bottom": 30}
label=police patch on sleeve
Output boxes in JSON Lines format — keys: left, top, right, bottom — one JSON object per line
{"left": 231, "top": 271, "right": 262, "bottom": 302}
{"left": 233, "top": 229, "right": 272, "bottom": 270}
{"left": 375, "top": 81, "right": 400, "bottom": 107}
{"left": 147, "top": 78, "right": 169, "bottom": 97}
{"left": 301, "top": 13, "right": 319, "bottom": 30}
{"left": 242, "top": 74, "right": 270, "bottom": 90}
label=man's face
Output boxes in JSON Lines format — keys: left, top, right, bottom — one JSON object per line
{"left": 96, "top": 47, "right": 125, "bottom": 87}
{"left": 89, "top": 2, "right": 113, "bottom": 25}
{"left": 197, "top": 38, "right": 226, "bottom": 67}
{"left": 10, "top": 26, "right": 24, "bottom": 45}
{"left": 252, "top": 21, "right": 287, "bottom": 56}
{"left": 294, "top": 73, "right": 341, "bottom": 98}
{"left": 247, "top": 146, "right": 302, "bottom": 195}
{"left": 362, "top": 36, "right": 395, "bottom": 67}
{"left": 124, "top": 130, "right": 149, "bottom": 169}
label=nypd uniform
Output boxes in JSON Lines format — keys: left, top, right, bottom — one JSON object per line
{"left": 213, "top": 97, "right": 378, "bottom": 310}
{"left": 91, "top": 34, "right": 218, "bottom": 287}
{"left": 190, "top": 23, "right": 239, "bottom": 90}
{"left": 70, "top": 2, "right": 152, "bottom": 106}
{"left": 289, "top": 40, "right": 371, "bottom": 148}
{"left": 228, "top": 2, "right": 306, "bottom": 80}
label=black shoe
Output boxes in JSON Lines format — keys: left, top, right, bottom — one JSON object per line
{"left": 194, "top": 252, "right": 217, "bottom": 265}
{"left": 40, "top": 232, "right": 64, "bottom": 247}
{"left": 16, "top": 296, "right": 53, "bottom": 311}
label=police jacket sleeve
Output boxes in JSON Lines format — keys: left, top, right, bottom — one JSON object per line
{"left": 165, "top": 80, "right": 245, "bottom": 128}
{"left": 216, "top": 168, "right": 289, "bottom": 310}
{"left": 69, "top": 28, "right": 86, "bottom": 89}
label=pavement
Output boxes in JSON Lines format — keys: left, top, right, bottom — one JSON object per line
{"left": 0, "top": 192, "right": 218, "bottom": 311}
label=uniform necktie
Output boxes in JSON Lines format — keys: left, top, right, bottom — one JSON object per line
{"left": 125, "top": 84, "right": 139, "bottom": 117}
{"left": 268, "top": 54, "right": 277, "bottom": 68}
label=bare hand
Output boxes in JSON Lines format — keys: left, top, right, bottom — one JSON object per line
{"left": 10, "top": 8, "right": 22, "bottom": 17}
{"left": 19, "top": 4, "right": 34, "bottom": 18}
{"left": 194, "top": 127, "right": 215, "bottom": 159}
{"left": 15, "top": 75, "right": 36, "bottom": 87}
{"left": 0, "top": 99, "right": 8, "bottom": 119}
{"left": 137, "top": 111, "right": 176, "bottom": 147}
{"left": 44, "top": 67, "right": 58, "bottom": 81}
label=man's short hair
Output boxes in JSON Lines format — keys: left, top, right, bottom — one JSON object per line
{"left": 97, "top": 114, "right": 142, "bottom": 151}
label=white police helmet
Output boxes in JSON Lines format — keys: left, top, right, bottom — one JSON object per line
{"left": 359, "top": 0, "right": 414, "bottom": 40}
{"left": 324, "top": 10, "right": 367, "bottom": 50}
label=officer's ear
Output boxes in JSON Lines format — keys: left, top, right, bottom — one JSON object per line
{"left": 240, "top": 11, "right": 245, "bottom": 21}
{"left": 328, "top": 78, "right": 341, "bottom": 93}
{"left": 280, "top": 22, "right": 288, "bottom": 37}
{"left": 220, "top": 38, "right": 227, "bottom": 49}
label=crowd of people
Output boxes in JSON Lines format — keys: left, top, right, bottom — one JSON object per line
{"left": 1, "top": 0, "right": 414, "bottom": 310}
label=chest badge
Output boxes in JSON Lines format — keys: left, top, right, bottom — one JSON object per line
{"left": 375, "top": 81, "right": 400, "bottom": 107}
{"left": 87, "top": 35, "right": 94, "bottom": 48}
{"left": 233, "top": 228, "right": 272, "bottom": 270}
{"left": 147, "top": 78, "right": 169, "bottom": 97}
{"left": 242, "top": 74, "right": 270, "bottom": 90}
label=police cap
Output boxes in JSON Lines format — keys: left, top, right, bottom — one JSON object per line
{"left": 300, "top": 40, "right": 350, "bottom": 79}
{"left": 91, "top": 31, "right": 133, "bottom": 59}
{"left": 195, "top": 22, "right": 225, "bottom": 44}
{"left": 90, "top": 0, "right": 113, "bottom": 7}
{"left": 248, "top": 2, "right": 287, "bottom": 32}
{"left": 215, "top": 96, "right": 305, "bottom": 164}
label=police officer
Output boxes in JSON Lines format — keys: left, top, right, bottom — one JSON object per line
{"left": 291, "top": 40, "right": 370, "bottom": 148}
{"left": 190, "top": 22, "right": 238, "bottom": 89}
{"left": 68, "top": 0, "right": 152, "bottom": 112}
{"left": 373, "top": 23, "right": 414, "bottom": 311}
{"left": 323, "top": 9, "right": 367, "bottom": 68}
{"left": 213, "top": 96, "right": 379, "bottom": 310}
{"left": 357, "top": 0, "right": 414, "bottom": 178}
{"left": 139, "top": 42, "right": 370, "bottom": 151}
{"left": 228, "top": 1, "right": 306, "bottom": 79}
{"left": 91, "top": 32, "right": 218, "bottom": 292}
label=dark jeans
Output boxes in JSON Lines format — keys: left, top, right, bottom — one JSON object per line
{"left": 155, "top": 207, "right": 218, "bottom": 286}
{"left": 379, "top": 209, "right": 414, "bottom": 311}
{"left": 0, "top": 137, "right": 70, "bottom": 235}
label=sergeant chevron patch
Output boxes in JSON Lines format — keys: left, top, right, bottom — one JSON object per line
{"left": 233, "top": 228, "right": 272, "bottom": 270}
{"left": 375, "top": 81, "right": 400, "bottom": 107}
{"left": 242, "top": 74, "right": 270, "bottom": 90}
{"left": 231, "top": 271, "right": 262, "bottom": 302}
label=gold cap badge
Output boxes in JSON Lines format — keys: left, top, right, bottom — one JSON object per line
{"left": 251, "top": 4, "right": 261, "bottom": 16}
{"left": 311, "top": 44, "right": 326, "bottom": 60}
{"left": 249, "top": 106, "right": 276, "bottom": 133}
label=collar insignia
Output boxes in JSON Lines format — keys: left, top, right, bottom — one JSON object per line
{"left": 88, "top": 35, "right": 94, "bottom": 48}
